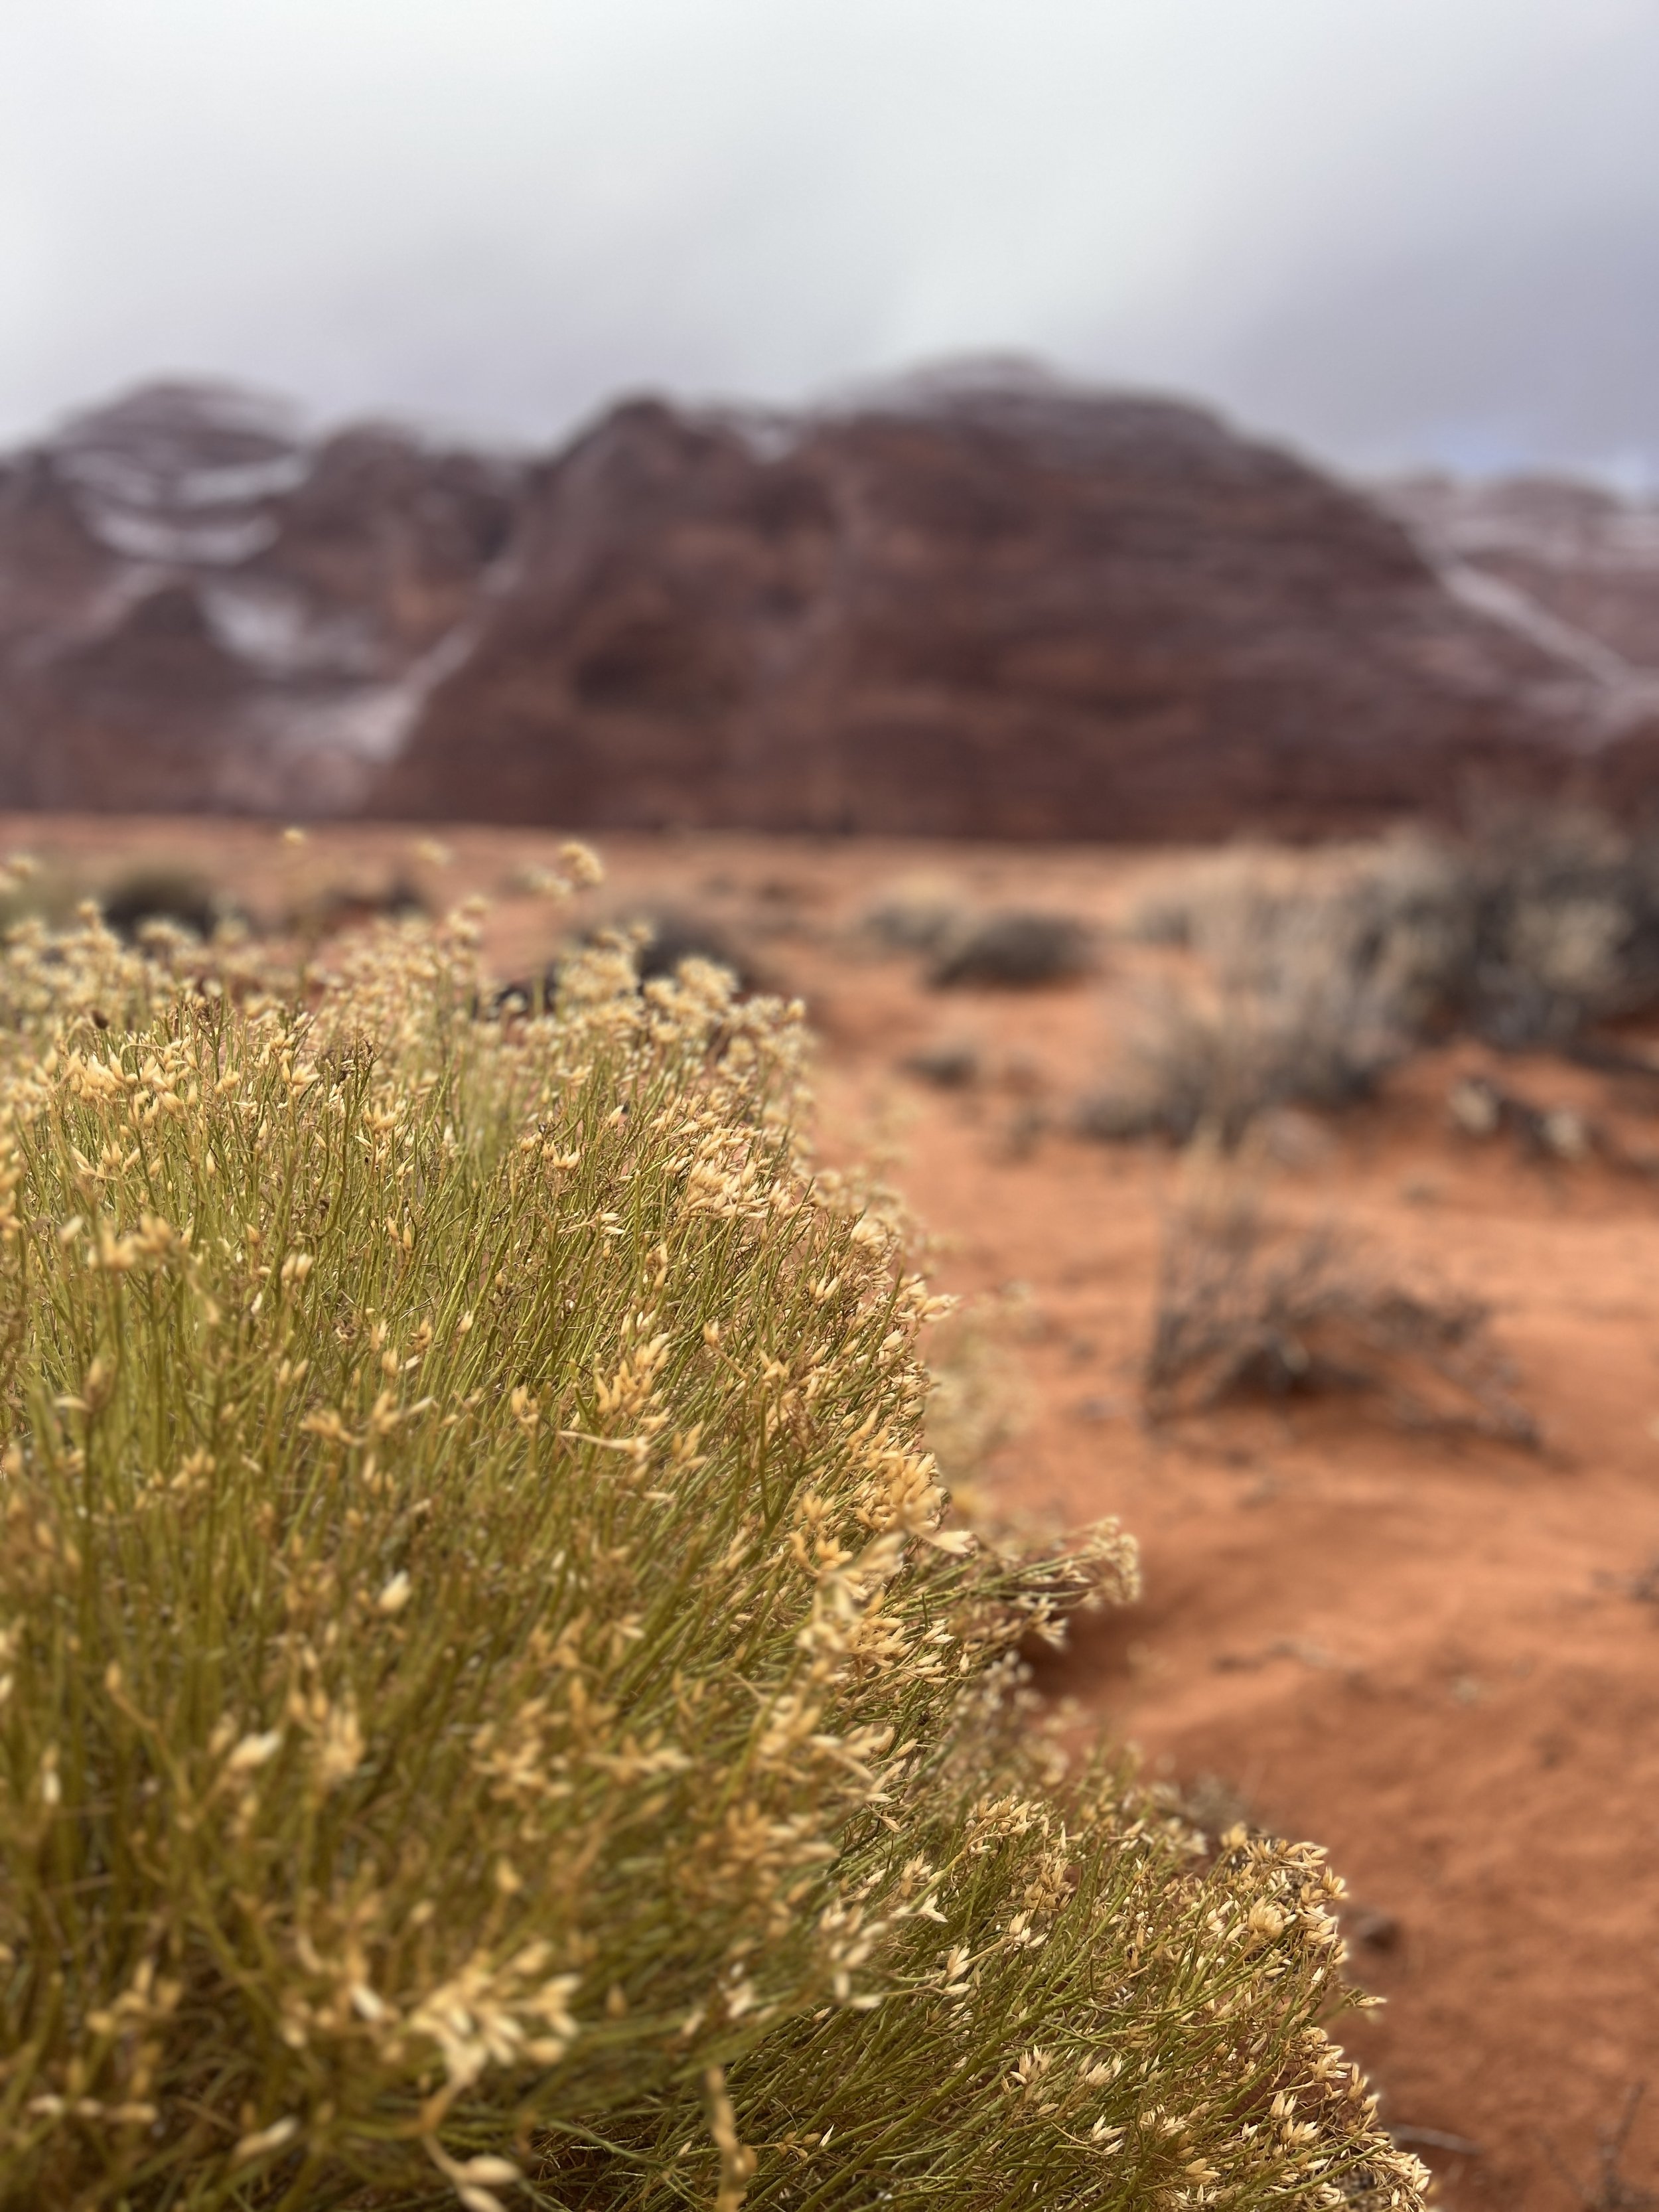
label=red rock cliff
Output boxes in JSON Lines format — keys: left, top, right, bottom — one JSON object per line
{"left": 1, "top": 368, "right": 1647, "bottom": 834}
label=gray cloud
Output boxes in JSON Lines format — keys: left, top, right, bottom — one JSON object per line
{"left": 2, "top": 0, "right": 1657, "bottom": 476}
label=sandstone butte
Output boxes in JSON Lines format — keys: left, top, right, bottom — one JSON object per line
{"left": 2, "top": 365, "right": 1658, "bottom": 834}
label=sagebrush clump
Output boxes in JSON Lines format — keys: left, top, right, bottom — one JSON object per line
{"left": 928, "top": 911, "right": 1094, "bottom": 990}
{"left": 1088, "top": 812, "right": 1659, "bottom": 1147}
{"left": 1080, "top": 896, "right": 1401, "bottom": 1148}
{"left": 0, "top": 883, "right": 1423, "bottom": 2211}
{"left": 1144, "top": 1193, "right": 1536, "bottom": 1444}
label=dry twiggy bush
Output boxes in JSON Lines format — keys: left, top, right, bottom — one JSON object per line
{"left": 1108, "top": 812, "right": 1659, "bottom": 1136}
{"left": 1544, "top": 2084, "right": 1656, "bottom": 2212}
{"left": 1082, "top": 895, "right": 1402, "bottom": 1149}
{"left": 0, "top": 880, "right": 1424, "bottom": 2211}
{"left": 861, "top": 895, "right": 1092, "bottom": 990}
{"left": 1144, "top": 1195, "right": 1536, "bottom": 1445}
{"left": 860, "top": 886, "right": 966, "bottom": 958}
{"left": 97, "top": 865, "right": 230, "bottom": 946}
{"left": 1090, "top": 811, "right": 1659, "bottom": 1149}
{"left": 928, "top": 911, "right": 1094, "bottom": 990}
{"left": 605, "top": 909, "right": 753, "bottom": 990}
{"left": 1374, "top": 810, "right": 1659, "bottom": 1047}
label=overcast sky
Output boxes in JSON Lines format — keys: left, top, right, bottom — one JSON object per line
{"left": 3, "top": 0, "right": 1658, "bottom": 480}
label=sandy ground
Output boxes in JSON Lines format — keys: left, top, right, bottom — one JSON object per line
{"left": 6, "top": 814, "right": 1659, "bottom": 2210}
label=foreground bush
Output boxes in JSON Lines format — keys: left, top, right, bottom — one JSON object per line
{"left": 0, "top": 907, "right": 1423, "bottom": 2211}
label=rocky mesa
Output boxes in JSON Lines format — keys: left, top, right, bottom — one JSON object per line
{"left": 2, "top": 365, "right": 1657, "bottom": 834}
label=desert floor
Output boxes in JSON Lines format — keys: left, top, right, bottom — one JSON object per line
{"left": 9, "top": 812, "right": 1659, "bottom": 2212}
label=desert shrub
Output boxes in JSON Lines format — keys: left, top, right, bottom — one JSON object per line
{"left": 1081, "top": 896, "right": 1402, "bottom": 1148}
{"left": 287, "top": 875, "right": 431, "bottom": 940}
{"left": 492, "top": 913, "right": 751, "bottom": 1021}
{"left": 1096, "top": 814, "right": 1659, "bottom": 1146}
{"left": 902, "top": 1039, "right": 981, "bottom": 1089}
{"left": 1543, "top": 2084, "right": 1655, "bottom": 2212}
{"left": 628, "top": 908, "right": 746, "bottom": 986}
{"left": 862, "top": 896, "right": 1092, "bottom": 988}
{"left": 1446, "top": 1074, "right": 1597, "bottom": 1162}
{"left": 929, "top": 910, "right": 1094, "bottom": 990}
{"left": 1145, "top": 1195, "right": 1536, "bottom": 1444}
{"left": 0, "top": 909, "right": 1423, "bottom": 2212}
{"left": 1326, "top": 814, "right": 1659, "bottom": 1047}
{"left": 603, "top": 908, "right": 752, "bottom": 990}
{"left": 861, "top": 887, "right": 966, "bottom": 957}
{"left": 1121, "top": 893, "right": 1195, "bottom": 950}
{"left": 1121, "top": 850, "right": 1302, "bottom": 954}
{"left": 97, "top": 863, "right": 228, "bottom": 944}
